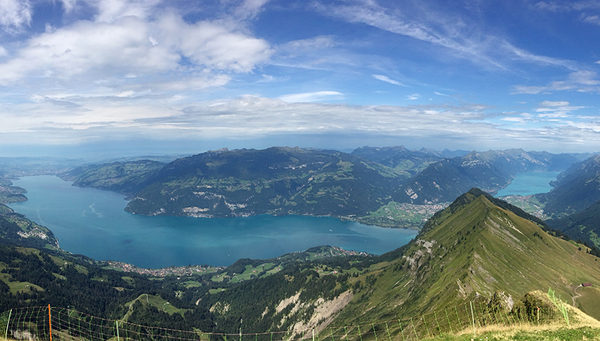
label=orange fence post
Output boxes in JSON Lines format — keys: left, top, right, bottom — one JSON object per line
{"left": 48, "top": 304, "right": 53, "bottom": 341}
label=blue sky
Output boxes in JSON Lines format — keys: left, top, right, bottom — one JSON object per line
{"left": 0, "top": 0, "right": 599, "bottom": 157}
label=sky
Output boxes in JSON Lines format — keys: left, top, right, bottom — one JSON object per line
{"left": 0, "top": 0, "right": 599, "bottom": 158}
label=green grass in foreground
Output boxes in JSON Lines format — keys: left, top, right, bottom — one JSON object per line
{"left": 428, "top": 326, "right": 600, "bottom": 341}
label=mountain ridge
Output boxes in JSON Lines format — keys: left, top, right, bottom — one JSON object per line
{"left": 330, "top": 188, "right": 600, "bottom": 325}
{"left": 124, "top": 147, "right": 407, "bottom": 221}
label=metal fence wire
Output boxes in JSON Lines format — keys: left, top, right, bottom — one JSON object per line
{"left": 0, "top": 299, "right": 562, "bottom": 341}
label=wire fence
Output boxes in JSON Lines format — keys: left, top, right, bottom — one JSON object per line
{"left": 0, "top": 298, "right": 563, "bottom": 341}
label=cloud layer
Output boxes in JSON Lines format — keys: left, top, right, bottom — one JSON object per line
{"left": 0, "top": 0, "right": 599, "bottom": 154}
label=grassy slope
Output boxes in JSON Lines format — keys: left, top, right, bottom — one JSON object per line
{"left": 332, "top": 191, "right": 600, "bottom": 327}
{"left": 124, "top": 293, "right": 190, "bottom": 319}
{"left": 426, "top": 298, "right": 600, "bottom": 340}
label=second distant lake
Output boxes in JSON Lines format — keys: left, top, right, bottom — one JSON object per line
{"left": 8, "top": 176, "right": 418, "bottom": 269}
{"left": 495, "top": 171, "right": 560, "bottom": 197}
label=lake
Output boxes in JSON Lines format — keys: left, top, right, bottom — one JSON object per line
{"left": 8, "top": 176, "right": 417, "bottom": 269}
{"left": 495, "top": 171, "right": 560, "bottom": 197}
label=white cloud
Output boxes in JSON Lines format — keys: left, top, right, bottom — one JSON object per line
{"left": 232, "top": 0, "right": 271, "bottom": 21}
{"left": 315, "top": 0, "right": 576, "bottom": 71}
{"left": 91, "top": 0, "right": 161, "bottom": 23}
{"left": 283, "top": 36, "right": 336, "bottom": 51}
{"left": 0, "top": 11, "right": 272, "bottom": 86}
{"left": 513, "top": 70, "right": 600, "bottom": 94}
{"left": 0, "top": 17, "right": 174, "bottom": 84}
{"left": 406, "top": 93, "right": 420, "bottom": 100}
{"left": 60, "top": 0, "right": 78, "bottom": 13}
{"left": 502, "top": 116, "right": 526, "bottom": 123}
{"left": 539, "top": 100, "right": 570, "bottom": 107}
{"left": 506, "top": 44, "right": 577, "bottom": 70}
{"left": 156, "top": 13, "right": 272, "bottom": 73}
{"left": 3, "top": 95, "right": 600, "bottom": 152}
{"left": 279, "top": 91, "right": 344, "bottom": 103}
{"left": 373, "top": 74, "right": 407, "bottom": 87}
{"left": 583, "top": 15, "right": 600, "bottom": 25}
{"left": 535, "top": 1, "right": 600, "bottom": 12}
{"left": 0, "top": 0, "right": 32, "bottom": 33}
{"left": 534, "top": 100, "right": 584, "bottom": 119}
{"left": 156, "top": 74, "right": 231, "bottom": 91}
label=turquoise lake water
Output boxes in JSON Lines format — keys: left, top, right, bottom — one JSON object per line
{"left": 495, "top": 171, "right": 560, "bottom": 197}
{"left": 8, "top": 176, "right": 418, "bottom": 268}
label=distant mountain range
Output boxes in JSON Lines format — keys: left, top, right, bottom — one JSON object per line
{"left": 350, "top": 145, "right": 450, "bottom": 177}
{"left": 395, "top": 149, "right": 583, "bottom": 204}
{"left": 58, "top": 146, "right": 588, "bottom": 227}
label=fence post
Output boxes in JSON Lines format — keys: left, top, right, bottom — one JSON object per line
{"left": 5, "top": 309, "right": 12, "bottom": 340}
{"left": 469, "top": 301, "right": 475, "bottom": 339}
{"left": 357, "top": 325, "right": 363, "bottom": 341}
{"left": 397, "top": 320, "right": 405, "bottom": 341}
{"left": 455, "top": 306, "right": 462, "bottom": 331}
{"left": 422, "top": 315, "right": 430, "bottom": 338}
{"left": 385, "top": 322, "right": 391, "bottom": 341}
{"left": 48, "top": 305, "right": 53, "bottom": 341}
{"left": 410, "top": 318, "right": 418, "bottom": 341}
{"left": 116, "top": 321, "right": 120, "bottom": 341}
{"left": 445, "top": 308, "right": 453, "bottom": 334}
{"left": 372, "top": 323, "right": 377, "bottom": 341}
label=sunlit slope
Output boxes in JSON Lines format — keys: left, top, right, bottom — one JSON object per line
{"left": 334, "top": 189, "right": 600, "bottom": 325}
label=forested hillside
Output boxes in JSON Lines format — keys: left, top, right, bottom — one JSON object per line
{"left": 536, "top": 154, "right": 600, "bottom": 218}
{"left": 124, "top": 147, "right": 406, "bottom": 220}
{"left": 0, "top": 204, "right": 59, "bottom": 250}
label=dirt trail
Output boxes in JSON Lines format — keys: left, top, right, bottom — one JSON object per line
{"left": 572, "top": 285, "right": 582, "bottom": 306}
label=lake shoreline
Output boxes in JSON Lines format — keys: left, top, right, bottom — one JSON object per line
{"left": 8, "top": 175, "right": 418, "bottom": 268}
